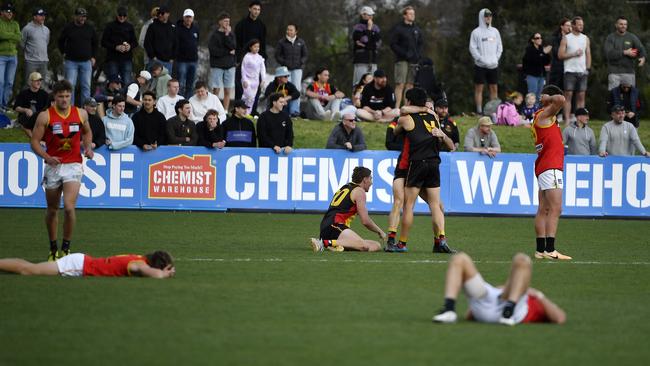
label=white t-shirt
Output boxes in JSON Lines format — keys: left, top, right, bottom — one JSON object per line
{"left": 189, "top": 92, "right": 227, "bottom": 123}
{"left": 564, "top": 33, "right": 588, "bottom": 74}
{"left": 156, "top": 94, "right": 185, "bottom": 120}
{"left": 126, "top": 83, "right": 140, "bottom": 99}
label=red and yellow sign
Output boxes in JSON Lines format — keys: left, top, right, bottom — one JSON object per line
{"left": 148, "top": 154, "right": 216, "bottom": 200}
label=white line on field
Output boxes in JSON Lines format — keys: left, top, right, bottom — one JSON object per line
{"left": 178, "top": 258, "right": 650, "bottom": 266}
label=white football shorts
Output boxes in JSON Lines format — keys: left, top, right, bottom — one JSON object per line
{"left": 467, "top": 277, "right": 529, "bottom": 324}
{"left": 537, "top": 169, "right": 563, "bottom": 191}
{"left": 42, "top": 162, "right": 83, "bottom": 190}
{"left": 55, "top": 253, "right": 85, "bottom": 277}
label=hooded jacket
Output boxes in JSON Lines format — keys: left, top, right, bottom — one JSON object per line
{"left": 103, "top": 109, "right": 135, "bottom": 150}
{"left": 352, "top": 18, "right": 381, "bottom": 64}
{"left": 562, "top": 121, "right": 597, "bottom": 155}
{"left": 101, "top": 19, "right": 137, "bottom": 62}
{"left": 150, "top": 67, "right": 172, "bottom": 99}
{"left": 175, "top": 19, "right": 199, "bottom": 62}
{"left": 208, "top": 28, "right": 236, "bottom": 68}
{"left": 144, "top": 18, "right": 177, "bottom": 61}
{"left": 469, "top": 9, "right": 502, "bottom": 69}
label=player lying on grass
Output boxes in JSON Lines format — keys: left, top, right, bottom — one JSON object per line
{"left": 311, "top": 166, "right": 386, "bottom": 252}
{"left": 0, "top": 250, "right": 175, "bottom": 279}
{"left": 432, "top": 252, "right": 566, "bottom": 325}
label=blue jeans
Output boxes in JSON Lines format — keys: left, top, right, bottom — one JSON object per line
{"left": 288, "top": 69, "right": 302, "bottom": 115}
{"left": 0, "top": 55, "right": 17, "bottom": 109}
{"left": 64, "top": 60, "right": 92, "bottom": 106}
{"left": 104, "top": 60, "right": 133, "bottom": 90}
{"left": 526, "top": 75, "right": 545, "bottom": 101}
{"left": 176, "top": 61, "right": 197, "bottom": 98}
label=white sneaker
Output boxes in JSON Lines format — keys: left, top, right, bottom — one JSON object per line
{"left": 322, "top": 110, "right": 333, "bottom": 121}
{"left": 498, "top": 317, "right": 516, "bottom": 326}
{"left": 432, "top": 310, "right": 457, "bottom": 323}
{"left": 310, "top": 238, "right": 324, "bottom": 252}
{"left": 331, "top": 111, "right": 342, "bottom": 121}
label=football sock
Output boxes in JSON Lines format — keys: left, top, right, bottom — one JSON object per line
{"left": 536, "top": 237, "right": 545, "bottom": 253}
{"left": 61, "top": 239, "right": 70, "bottom": 252}
{"left": 502, "top": 300, "right": 516, "bottom": 319}
{"left": 438, "top": 231, "right": 446, "bottom": 238}
{"left": 545, "top": 237, "right": 555, "bottom": 252}
{"left": 443, "top": 298, "right": 456, "bottom": 312}
{"left": 49, "top": 240, "right": 58, "bottom": 252}
{"left": 322, "top": 240, "right": 336, "bottom": 248}
{"left": 388, "top": 231, "right": 397, "bottom": 239}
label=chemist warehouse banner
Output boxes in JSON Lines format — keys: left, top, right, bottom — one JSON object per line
{"left": 0, "top": 143, "right": 648, "bottom": 217}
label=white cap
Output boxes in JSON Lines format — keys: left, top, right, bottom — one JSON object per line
{"left": 183, "top": 9, "right": 194, "bottom": 17}
{"left": 139, "top": 70, "right": 152, "bottom": 81}
{"left": 360, "top": 6, "right": 375, "bottom": 15}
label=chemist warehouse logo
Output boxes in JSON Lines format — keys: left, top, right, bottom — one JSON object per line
{"left": 148, "top": 155, "right": 216, "bottom": 200}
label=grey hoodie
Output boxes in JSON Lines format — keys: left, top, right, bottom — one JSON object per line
{"left": 103, "top": 109, "right": 135, "bottom": 150}
{"left": 562, "top": 121, "right": 597, "bottom": 155}
{"left": 469, "top": 9, "right": 502, "bottom": 69}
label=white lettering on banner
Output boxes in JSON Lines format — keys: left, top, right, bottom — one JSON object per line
{"left": 0, "top": 152, "right": 3, "bottom": 195}
{"left": 292, "top": 157, "right": 317, "bottom": 201}
{"left": 258, "top": 156, "right": 288, "bottom": 200}
{"left": 376, "top": 158, "right": 395, "bottom": 203}
{"left": 109, "top": 153, "right": 134, "bottom": 197}
{"left": 457, "top": 160, "right": 503, "bottom": 204}
{"left": 8, "top": 151, "right": 38, "bottom": 196}
{"left": 565, "top": 163, "right": 591, "bottom": 207}
{"left": 152, "top": 170, "right": 212, "bottom": 185}
{"left": 626, "top": 163, "right": 650, "bottom": 208}
{"left": 498, "top": 162, "right": 531, "bottom": 205}
{"left": 80, "top": 154, "right": 107, "bottom": 197}
{"left": 592, "top": 164, "right": 623, "bottom": 207}
{"left": 225, "top": 155, "right": 255, "bottom": 200}
{"left": 318, "top": 157, "right": 351, "bottom": 201}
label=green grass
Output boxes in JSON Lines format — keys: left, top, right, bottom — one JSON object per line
{"left": 1, "top": 209, "right": 649, "bottom": 365}
{"left": 3, "top": 115, "right": 650, "bottom": 153}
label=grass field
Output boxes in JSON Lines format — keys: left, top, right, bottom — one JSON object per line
{"left": 1, "top": 209, "right": 649, "bottom": 365}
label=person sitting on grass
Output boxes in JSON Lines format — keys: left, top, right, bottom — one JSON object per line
{"left": 356, "top": 69, "right": 399, "bottom": 123}
{"left": 0, "top": 250, "right": 175, "bottom": 278}
{"left": 433, "top": 252, "right": 566, "bottom": 325}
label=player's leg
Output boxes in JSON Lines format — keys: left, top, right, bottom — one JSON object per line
{"left": 425, "top": 186, "right": 452, "bottom": 253}
{"left": 534, "top": 189, "right": 548, "bottom": 257}
{"left": 61, "top": 180, "right": 82, "bottom": 256}
{"left": 386, "top": 177, "right": 405, "bottom": 246}
{"left": 398, "top": 186, "right": 420, "bottom": 250}
{"left": 433, "top": 252, "right": 482, "bottom": 323}
{"left": 542, "top": 187, "right": 570, "bottom": 259}
{"left": 45, "top": 186, "right": 63, "bottom": 260}
{"left": 0, "top": 258, "right": 60, "bottom": 275}
{"left": 336, "top": 229, "right": 381, "bottom": 252}
{"left": 498, "top": 253, "right": 532, "bottom": 325}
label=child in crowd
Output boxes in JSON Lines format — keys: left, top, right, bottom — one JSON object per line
{"left": 521, "top": 92, "right": 540, "bottom": 124}
{"left": 495, "top": 91, "right": 524, "bottom": 126}
{"left": 240, "top": 39, "right": 266, "bottom": 115}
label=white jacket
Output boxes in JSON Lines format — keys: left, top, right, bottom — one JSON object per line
{"left": 469, "top": 9, "right": 503, "bottom": 69}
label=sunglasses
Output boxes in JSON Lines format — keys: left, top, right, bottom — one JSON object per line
{"left": 343, "top": 118, "right": 355, "bottom": 122}
{"left": 533, "top": 37, "right": 542, "bottom": 40}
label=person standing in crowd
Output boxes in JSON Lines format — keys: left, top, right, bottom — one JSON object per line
{"left": 352, "top": 6, "right": 381, "bottom": 86}
{"left": 166, "top": 99, "right": 197, "bottom": 146}
{"left": 189, "top": 81, "right": 227, "bottom": 123}
{"left": 235, "top": 1, "right": 266, "bottom": 100}
{"left": 264, "top": 66, "right": 299, "bottom": 115}
{"left": 0, "top": 3, "right": 20, "bottom": 113}
{"left": 326, "top": 112, "right": 366, "bottom": 151}
{"left": 83, "top": 97, "right": 105, "bottom": 149}
{"left": 138, "top": 7, "right": 158, "bottom": 66}
{"left": 390, "top": 5, "right": 423, "bottom": 108}
{"left": 144, "top": 6, "right": 176, "bottom": 72}
{"left": 102, "top": 95, "right": 134, "bottom": 151}
{"left": 608, "top": 81, "right": 642, "bottom": 127}
{"left": 559, "top": 16, "right": 591, "bottom": 125}
{"left": 176, "top": 9, "right": 199, "bottom": 98}
{"left": 469, "top": 8, "right": 502, "bottom": 116}
{"left": 435, "top": 99, "right": 459, "bottom": 152}
{"left": 132, "top": 90, "right": 166, "bottom": 150}
{"left": 548, "top": 18, "right": 571, "bottom": 92}
{"left": 562, "top": 107, "right": 596, "bottom": 155}
{"left": 58, "top": 7, "right": 97, "bottom": 106}
{"left": 21, "top": 7, "right": 49, "bottom": 88}
{"left": 275, "top": 23, "right": 307, "bottom": 117}
{"left": 101, "top": 6, "right": 137, "bottom": 88}
{"left": 125, "top": 70, "right": 151, "bottom": 115}
{"left": 356, "top": 69, "right": 399, "bottom": 123}
{"left": 221, "top": 99, "right": 256, "bottom": 147}
{"left": 306, "top": 67, "right": 345, "bottom": 121}
{"left": 464, "top": 116, "right": 501, "bottom": 157}
{"left": 209, "top": 12, "right": 236, "bottom": 111}
{"left": 604, "top": 16, "right": 646, "bottom": 91}
{"left": 30, "top": 80, "right": 94, "bottom": 261}
{"left": 156, "top": 79, "right": 184, "bottom": 120}
{"left": 599, "top": 105, "right": 650, "bottom": 157}
{"left": 196, "top": 109, "right": 225, "bottom": 148}
{"left": 257, "top": 93, "right": 293, "bottom": 154}
{"left": 149, "top": 62, "right": 171, "bottom": 99}
{"left": 522, "top": 32, "right": 551, "bottom": 101}
{"left": 13, "top": 71, "right": 48, "bottom": 138}
{"left": 241, "top": 39, "right": 265, "bottom": 115}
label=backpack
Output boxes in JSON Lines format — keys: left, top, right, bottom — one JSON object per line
{"left": 495, "top": 102, "right": 521, "bottom": 126}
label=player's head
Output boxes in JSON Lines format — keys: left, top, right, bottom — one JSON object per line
{"left": 51, "top": 80, "right": 73, "bottom": 109}
{"left": 145, "top": 251, "right": 174, "bottom": 270}
{"left": 540, "top": 85, "right": 563, "bottom": 105}
{"left": 405, "top": 87, "right": 427, "bottom": 107}
{"left": 351, "top": 166, "right": 372, "bottom": 191}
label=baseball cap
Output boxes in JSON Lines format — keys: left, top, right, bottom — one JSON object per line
{"left": 117, "top": 6, "right": 128, "bottom": 16}
{"left": 83, "top": 97, "right": 98, "bottom": 107}
{"left": 232, "top": 99, "right": 248, "bottom": 109}
{"left": 157, "top": 6, "right": 169, "bottom": 15}
{"left": 574, "top": 108, "right": 589, "bottom": 116}
{"left": 29, "top": 72, "right": 43, "bottom": 81}
{"left": 75, "top": 7, "right": 87, "bottom": 16}
{"left": 435, "top": 98, "right": 449, "bottom": 107}
{"left": 33, "top": 7, "right": 46, "bottom": 16}
{"left": 183, "top": 9, "right": 194, "bottom": 17}
{"left": 373, "top": 69, "right": 386, "bottom": 78}
{"left": 109, "top": 75, "right": 122, "bottom": 84}
{"left": 360, "top": 6, "right": 375, "bottom": 15}
{"left": 138, "top": 70, "right": 152, "bottom": 81}
{"left": 478, "top": 116, "right": 493, "bottom": 126}
{"left": 484, "top": 9, "right": 492, "bottom": 16}
{"left": 1, "top": 3, "right": 14, "bottom": 12}
{"left": 611, "top": 104, "right": 625, "bottom": 112}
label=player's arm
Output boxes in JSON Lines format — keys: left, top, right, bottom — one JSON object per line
{"left": 528, "top": 288, "right": 566, "bottom": 324}
{"left": 536, "top": 94, "right": 565, "bottom": 127}
{"left": 78, "top": 108, "right": 94, "bottom": 159}
{"left": 30, "top": 111, "right": 60, "bottom": 165}
{"left": 394, "top": 114, "right": 414, "bottom": 135}
{"left": 400, "top": 105, "right": 430, "bottom": 115}
{"left": 352, "top": 187, "right": 386, "bottom": 240}
{"left": 128, "top": 261, "right": 175, "bottom": 279}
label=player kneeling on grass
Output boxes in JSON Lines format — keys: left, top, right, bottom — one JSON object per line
{"left": 311, "top": 166, "right": 386, "bottom": 252}
{"left": 432, "top": 252, "right": 566, "bottom": 326}
{"left": 0, "top": 251, "right": 175, "bottom": 279}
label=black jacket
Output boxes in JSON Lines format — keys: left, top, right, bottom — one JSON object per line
{"left": 222, "top": 116, "right": 256, "bottom": 147}
{"left": 352, "top": 18, "right": 381, "bottom": 64}
{"left": 385, "top": 120, "right": 404, "bottom": 151}
{"left": 257, "top": 110, "right": 293, "bottom": 148}
{"left": 264, "top": 80, "right": 300, "bottom": 101}
{"left": 58, "top": 22, "right": 97, "bottom": 61}
{"left": 196, "top": 121, "right": 224, "bottom": 147}
{"left": 275, "top": 37, "right": 307, "bottom": 70}
{"left": 235, "top": 15, "right": 267, "bottom": 61}
{"left": 88, "top": 114, "right": 106, "bottom": 149}
{"left": 208, "top": 29, "right": 236, "bottom": 68}
{"left": 165, "top": 116, "right": 197, "bottom": 146}
{"left": 132, "top": 108, "right": 167, "bottom": 147}
{"left": 101, "top": 19, "right": 137, "bottom": 62}
{"left": 144, "top": 19, "right": 177, "bottom": 61}
{"left": 522, "top": 44, "right": 551, "bottom": 77}
{"left": 175, "top": 20, "right": 199, "bottom": 62}
{"left": 390, "top": 22, "right": 423, "bottom": 63}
